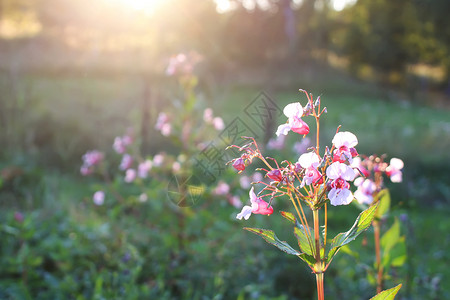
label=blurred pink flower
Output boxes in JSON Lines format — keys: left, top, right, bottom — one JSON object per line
{"left": 213, "top": 117, "right": 225, "bottom": 131}
{"left": 172, "top": 161, "right": 181, "bottom": 172}
{"left": 267, "top": 135, "right": 286, "bottom": 150}
{"left": 125, "top": 169, "right": 137, "bottom": 183}
{"left": 203, "top": 108, "right": 214, "bottom": 123}
{"left": 80, "top": 165, "right": 92, "bottom": 176}
{"left": 228, "top": 195, "right": 242, "bottom": 208}
{"left": 119, "top": 154, "right": 133, "bottom": 170}
{"left": 160, "top": 123, "right": 172, "bottom": 136}
{"left": 153, "top": 154, "right": 164, "bottom": 167}
{"left": 293, "top": 137, "right": 311, "bottom": 155}
{"left": 93, "top": 191, "right": 105, "bottom": 206}
{"left": 214, "top": 181, "right": 230, "bottom": 195}
{"left": 138, "top": 160, "right": 153, "bottom": 178}
{"left": 326, "top": 162, "right": 356, "bottom": 206}
{"left": 386, "top": 158, "right": 404, "bottom": 183}
{"left": 113, "top": 134, "right": 133, "bottom": 154}
{"left": 239, "top": 176, "right": 251, "bottom": 189}
{"left": 354, "top": 177, "right": 377, "bottom": 205}
{"left": 276, "top": 102, "right": 310, "bottom": 136}
{"left": 236, "top": 187, "right": 273, "bottom": 220}
{"left": 82, "top": 150, "right": 104, "bottom": 167}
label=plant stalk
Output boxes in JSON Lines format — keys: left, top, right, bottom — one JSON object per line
{"left": 373, "top": 219, "right": 383, "bottom": 293}
{"left": 313, "top": 209, "right": 324, "bottom": 300}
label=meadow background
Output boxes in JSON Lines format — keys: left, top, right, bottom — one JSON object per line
{"left": 0, "top": 0, "right": 449, "bottom": 299}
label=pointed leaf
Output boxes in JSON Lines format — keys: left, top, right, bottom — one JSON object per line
{"left": 280, "top": 211, "right": 296, "bottom": 224}
{"left": 298, "top": 253, "right": 316, "bottom": 268}
{"left": 294, "top": 225, "right": 315, "bottom": 256}
{"left": 327, "top": 202, "right": 379, "bottom": 263}
{"left": 375, "top": 189, "right": 390, "bottom": 219}
{"left": 369, "top": 284, "right": 402, "bottom": 300}
{"left": 244, "top": 227, "right": 301, "bottom": 256}
{"left": 381, "top": 218, "right": 401, "bottom": 255}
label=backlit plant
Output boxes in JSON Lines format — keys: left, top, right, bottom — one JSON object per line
{"left": 227, "top": 90, "right": 402, "bottom": 299}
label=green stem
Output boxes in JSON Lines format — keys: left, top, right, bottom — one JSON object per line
{"left": 313, "top": 209, "right": 325, "bottom": 299}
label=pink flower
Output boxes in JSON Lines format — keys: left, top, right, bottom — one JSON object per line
{"left": 161, "top": 123, "right": 172, "bottom": 136}
{"left": 350, "top": 157, "right": 369, "bottom": 177}
{"left": 153, "top": 154, "right": 164, "bottom": 167}
{"left": 293, "top": 137, "right": 311, "bottom": 155}
{"left": 267, "top": 135, "right": 286, "bottom": 150}
{"left": 386, "top": 158, "right": 404, "bottom": 183}
{"left": 354, "top": 177, "right": 377, "bottom": 205}
{"left": 213, "top": 117, "right": 225, "bottom": 131}
{"left": 332, "top": 131, "right": 358, "bottom": 163}
{"left": 119, "top": 154, "right": 133, "bottom": 170}
{"left": 172, "top": 161, "right": 181, "bottom": 172}
{"left": 203, "top": 108, "right": 214, "bottom": 123}
{"left": 228, "top": 195, "right": 242, "bottom": 208}
{"left": 113, "top": 134, "right": 133, "bottom": 154}
{"left": 124, "top": 169, "right": 136, "bottom": 183}
{"left": 80, "top": 165, "right": 92, "bottom": 176}
{"left": 214, "top": 181, "right": 230, "bottom": 195}
{"left": 276, "top": 102, "right": 310, "bottom": 136}
{"left": 232, "top": 158, "right": 246, "bottom": 171}
{"left": 82, "top": 150, "right": 104, "bottom": 167}
{"left": 239, "top": 176, "right": 251, "bottom": 189}
{"left": 93, "top": 191, "right": 105, "bottom": 206}
{"left": 326, "top": 162, "right": 356, "bottom": 206}
{"left": 267, "top": 169, "right": 283, "bottom": 182}
{"left": 236, "top": 187, "right": 274, "bottom": 220}
{"left": 138, "top": 160, "right": 153, "bottom": 178}
{"left": 298, "top": 152, "right": 322, "bottom": 187}
{"left": 113, "top": 137, "right": 126, "bottom": 154}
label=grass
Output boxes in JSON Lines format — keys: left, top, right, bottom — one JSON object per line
{"left": 1, "top": 68, "right": 449, "bottom": 299}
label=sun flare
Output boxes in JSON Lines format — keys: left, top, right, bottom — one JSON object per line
{"left": 109, "top": 0, "right": 165, "bottom": 13}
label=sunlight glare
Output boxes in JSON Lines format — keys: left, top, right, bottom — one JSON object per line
{"left": 109, "top": 0, "right": 164, "bottom": 13}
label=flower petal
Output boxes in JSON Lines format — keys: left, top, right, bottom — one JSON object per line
{"left": 298, "top": 152, "right": 320, "bottom": 168}
{"left": 283, "top": 102, "right": 303, "bottom": 118}
{"left": 276, "top": 123, "right": 292, "bottom": 136}
{"left": 332, "top": 131, "right": 358, "bottom": 148}
{"left": 236, "top": 205, "right": 253, "bottom": 220}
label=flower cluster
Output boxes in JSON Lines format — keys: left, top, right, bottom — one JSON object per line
{"left": 352, "top": 156, "right": 404, "bottom": 205}
{"left": 228, "top": 92, "right": 370, "bottom": 221}
{"left": 80, "top": 150, "right": 104, "bottom": 176}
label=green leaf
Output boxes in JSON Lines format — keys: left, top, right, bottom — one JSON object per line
{"left": 294, "top": 225, "right": 315, "bottom": 256}
{"left": 244, "top": 227, "right": 301, "bottom": 256}
{"left": 369, "top": 284, "right": 402, "bottom": 300}
{"left": 280, "top": 211, "right": 296, "bottom": 223}
{"left": 381, "top": 218, "right": 401, "bottom": 255}
{"left": 375, "top": 189, "right": 391, "bottom": 219}
{"left": 298, "top": 253, "right": 316, "bottom": 268}
{"left": 327, "top": 202, "right": 379, "bottom": 263}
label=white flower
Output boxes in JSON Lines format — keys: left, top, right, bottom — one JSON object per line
{"left": 326, "top": 162, "right": 356, "bottom": 206}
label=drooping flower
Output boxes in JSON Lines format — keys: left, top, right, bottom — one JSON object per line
{"left": 386, "top": 158, "right": 404, "bottom": 183}
{"left": 236, "top": 187, "right": 274, "bottom": 220}
{"left": 326, "top": 162, "right": 356, "bottom": 206}
{"left": 298, "top": 152, "right": 323, "bottom": 187}
{"left": 267, "top": 169, "right": 283, "bottom": 182}
{"left": 93, "top": 191, "right": 105, "bottom": 206}
{"left": 332, "top": 131, "right": 358, "bottom": 163}
{"left": 232, "top": 157, "right": 246, "bottom": 171}
{"left": 276, "top": 102, "right": 310, "bottom": 136}
{"left": 354, "top": 177, "right": 377, "bottom": 205}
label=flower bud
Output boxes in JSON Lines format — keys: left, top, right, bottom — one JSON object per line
{"left": 232, "top": 158, "right": 246, "bottom": 171}
{"left": 267, "top": 169, "right": 283, "bottom": 182}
